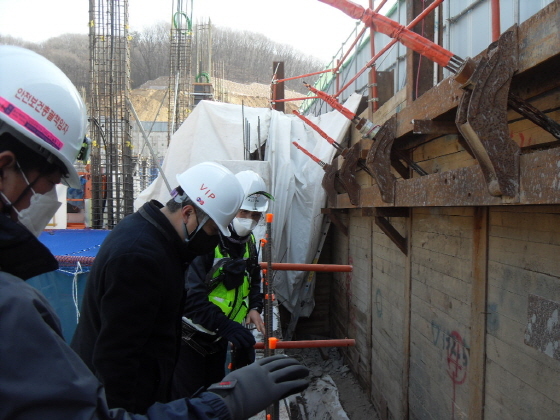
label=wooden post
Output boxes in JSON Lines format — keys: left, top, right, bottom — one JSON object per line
{"left": 272, "top": 61, "right": 285, "bottom": 112}
{"left": 469, "top": 207, "right": 489, "bottom": 419}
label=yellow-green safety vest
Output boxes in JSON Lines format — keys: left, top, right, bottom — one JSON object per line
{"left": 208, "top": 236, "right": 255, "bottom": 324}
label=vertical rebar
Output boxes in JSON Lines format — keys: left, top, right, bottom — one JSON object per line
{"left": 168, "top": 0, "right": 194, "bottom": 144}
{"left": 89, "top": 0, "right": 132, "bottom": 229}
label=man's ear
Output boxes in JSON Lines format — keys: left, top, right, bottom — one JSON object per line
{"left": 0, "top": 151, "right": 16, "bottom": 171}
{"left": 0, "top": 151, "right": 16, "bottom": 188}
{"left": 180, "top": 204, "right": 194, "bottom": 223}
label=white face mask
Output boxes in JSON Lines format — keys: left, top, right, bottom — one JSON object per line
{"left": 16, "top": 187, "right": 61, "bottom": 237}
{"left": 232, "top": 217, "right": 258, "bottom": 237}
{"left": 0, "top": 165, "right": 61, "bottom": 237}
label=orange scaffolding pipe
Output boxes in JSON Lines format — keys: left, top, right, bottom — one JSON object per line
{"left": 271, "top": 96, "right": 319, "bottom": 103}
{"left": 255, "top": 339, "right": 356, "bottom": 349}
{"left": 293, "top": 110, "right": 345, "bottom": 152}
{"left": 330, "top": 0, "right": 451, "bottom": 98}
{"left": 274, "top": 68, "right": 334, "bottom": 84}
{"left": 491, "top": 0, "right": 501, "bottom": 42}
{"left": 259, "top": 262, "right": 353, "bottom": 272}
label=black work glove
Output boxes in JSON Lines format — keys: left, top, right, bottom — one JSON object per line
{"left": 207, "top": 355, "right": 310, "bottom": 420}
{"left": 218, "top": 321, "right": 256, "bottom": 349}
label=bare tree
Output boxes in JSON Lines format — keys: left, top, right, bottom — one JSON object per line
{"left": 130, "top": 22, "right": 171, "bottom": 88}
{"left": 2, "top": 23, "right": 325, "bottom": 96}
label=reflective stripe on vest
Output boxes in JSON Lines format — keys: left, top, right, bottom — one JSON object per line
{"left": 208, "top": 235, "right": 254, "bottom": 323}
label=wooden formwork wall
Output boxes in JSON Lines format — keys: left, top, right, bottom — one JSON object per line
{"left": 321, "top": 3, "right": 560, "bottom": 418}
{"left": 330, "top": 203, "right": 560, "bottom": 420}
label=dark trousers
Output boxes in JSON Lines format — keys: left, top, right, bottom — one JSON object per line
{"left": 171, "top": 339, "right": 228, "bottom": 399}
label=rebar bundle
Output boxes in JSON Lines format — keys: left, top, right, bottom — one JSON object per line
{"left": 89, "top": 0, "right": 133, "bottom": 229}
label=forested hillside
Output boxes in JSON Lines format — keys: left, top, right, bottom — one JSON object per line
{"left": 0, "top": 22, "right": 324, "bottom": 94}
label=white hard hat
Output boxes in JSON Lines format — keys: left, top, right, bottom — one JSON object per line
{"left": 0, "top": 45, "right": 88, "bottom": 188}
{"left": 235, "top": 170, "right": 273, "bottom": 212}
{"left": 176, "top": 162, "right": 244, "bottom": 236}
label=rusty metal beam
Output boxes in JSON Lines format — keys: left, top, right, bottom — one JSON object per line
{"left": 456, "top": 26, "right": 520, "bottom": 197}
{"left": 365, "top": 115, "right": 397, "bottom": 203}
{"left": 321, "top": 208, "right": 349, "bottom": 236}
{"left": 336, "top": 144, "right": 560, "bottom": 208}
{"left": 338, "top": 143, "right": 362, "bottom": 206}
{"left": 374, "top": 216, "right": 408, "bottom": 255}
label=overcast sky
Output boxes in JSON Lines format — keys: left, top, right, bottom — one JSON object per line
{"left": 0, "top": 0, "right": 394, "bottom": 63}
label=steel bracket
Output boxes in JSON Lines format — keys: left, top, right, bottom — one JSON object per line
{"left": 321, "top": 208, "right": 348, "bottom": 236}
{"left": 456, "top": 26, "right": 520, "bottom": 197}
{"left": 362, "top": 207, "right": 408, "bottom": 255}
{"left": 338, "top": 143, "right": 362, "bottom": 206}
{"left": 321, "top": 164, "right": 342, "bottom": 207}
{"left": 365, "top": 115, "right": 398, "bottom": 203}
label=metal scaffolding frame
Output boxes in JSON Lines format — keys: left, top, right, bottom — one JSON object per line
{"left": 88, "top": 0, "right": 133, "bottom": 229}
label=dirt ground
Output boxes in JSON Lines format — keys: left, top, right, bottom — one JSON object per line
{"left": 248, "top": 308, "right": 379, "bottom": 420}
{"left": 286, "top": 346, "right": 380, "bottom": 420}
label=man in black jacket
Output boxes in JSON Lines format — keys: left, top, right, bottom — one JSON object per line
{"left": 72, "top": 162, "right": 248, "bottom": 413}
{"left": 1, "top": 45, "right": 309, "bottom": 420}
{"left": 172, "top": 170, "right": 272, "bottom": 398}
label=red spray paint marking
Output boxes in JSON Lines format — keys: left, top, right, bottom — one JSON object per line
{"left": 446, "top": 331, "right": 467, "bottom": 420}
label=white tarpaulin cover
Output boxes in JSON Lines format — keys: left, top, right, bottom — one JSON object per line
{"left": 135, "top": 94, "right": 361, "bottom": 317}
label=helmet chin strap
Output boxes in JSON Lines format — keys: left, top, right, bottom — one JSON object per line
{"left": 183, "top": 212, "right": 209, "bottom": 241}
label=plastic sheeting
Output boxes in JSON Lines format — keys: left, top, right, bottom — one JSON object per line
{"left": 135, "top": 94, "right": 362, "bottom": 317}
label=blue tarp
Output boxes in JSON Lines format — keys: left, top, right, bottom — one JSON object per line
{"left": 27, "top": 229, "right": 110, "bottom": 341}
{"left": 38, "top": 229, "right": 110, "bottom": 260}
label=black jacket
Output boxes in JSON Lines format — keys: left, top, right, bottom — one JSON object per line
{"left": 71, "top": 201, "right": 193, "bottom": 414}
{"left": 0, "top": 212, "right": 230, "bottom": 419}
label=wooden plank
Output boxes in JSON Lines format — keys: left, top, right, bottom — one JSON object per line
{"left": 516, "top": 0, "right": 560, "bottom": 74}
{"left": 487, "top": 334, "right": 560, "bottom": 403}
{"left": 489, "top": 236, "right": 560, "bottom": 277}
{"left": 370, "top": 88, "right": 407, "bottom": 127}
{"left": 411, "top": 279, "right": 471, "bottom": 324}
{"left": 411, "top": 229, "right": 472, "bottom": 258}
{"left": 468, "top": 207, "right": 488, "bottom": 420}
{"left": 402, "top": 212, "right": 412, "bottom": 419}
{"left": 413, "top": 150, "right": 477, "bottom": 177}
{"left": 484, "top": 351, "right": 559, "bottom": 420}
{"left": 411, "top": 246, "right": 472, "bottom": 282}
{"left": 413, "top": 135, "right": 466, "bottom": 162}
{"left": 410, "top": 262, "right": 471, "bottom": 306}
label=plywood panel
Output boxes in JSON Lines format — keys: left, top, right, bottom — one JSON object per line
{"left": 370, "top": 218, "right": 408, "bottom": 419}
{"left": 485, "top": 357, "right": 559, "bottom": 420}
{"left": 485, "top": 205, "right": 560, "bottom": 418}
{"left": 408, "top": 207, "right": 475, "bottom": 420}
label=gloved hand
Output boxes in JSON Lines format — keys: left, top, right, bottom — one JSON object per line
{"left": 218, "top": 321, "right": 256, "bottom": 349}
{"left": 207, "top": 355, "right": 310, "bottom": 420}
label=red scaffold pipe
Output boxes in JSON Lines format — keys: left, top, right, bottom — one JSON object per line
{"left": 293, "top": 110, "right": 345, "bottom": 153}
{"left": 275, "top": 68, "right": 334, "bottom": 84}
{"left": 292, "top": 141, "right": 326, "bottom": 168}
{"left": 259, "top": 262, "right": 353, "bottom": 272}
{"left": 272, "top": 96, "right": 319, "bottom": 103}
{"left": 319, "top": 0, "right": 460, "bottom": 71}
{"left": 303, "top": 82, "right": 356, "bottom": 120}
{"left": 255, "top": 339, "right": 356, "bottom": 349}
